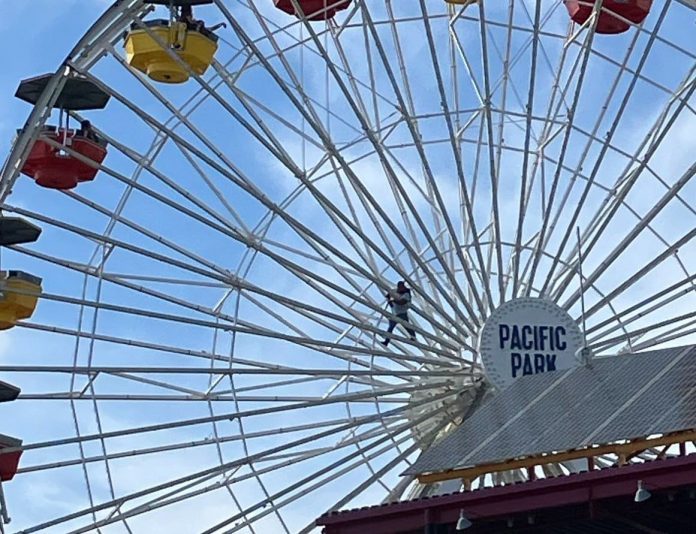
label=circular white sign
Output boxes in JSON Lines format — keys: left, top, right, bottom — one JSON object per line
{"left": 478, "top": 297, "right": 584, "bottom": 390}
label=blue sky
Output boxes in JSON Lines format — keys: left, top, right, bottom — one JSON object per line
{"left": 1, "top": 1, "right": 695, "bottom": 533}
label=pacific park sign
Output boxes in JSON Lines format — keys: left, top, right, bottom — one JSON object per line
{"left": 478, "top": 297, "right": 585, "bottom": 390}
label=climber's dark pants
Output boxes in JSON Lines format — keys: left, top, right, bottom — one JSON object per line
{"left": 382, "top": 313, "right": 415, "bottom": 345}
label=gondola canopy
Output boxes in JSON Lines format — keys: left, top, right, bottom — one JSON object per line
{"left": 0, "top": 217, "right": 41, "bottom": 247}
{"left": 15, "top": 73, "right": 111, "bottom": 110}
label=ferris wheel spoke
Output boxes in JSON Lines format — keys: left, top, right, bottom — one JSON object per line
{"left": 586, "top": 272, "right": 696, "bottom": 340}
{"left": 16, "top": 320, "right": 269, "bottom": 369}
{"left": 237, "top": 289, "right": 394, "bottom": 366}
{"left": 237, "top": 438, "right": 420, "bottom": 534}
{"left": 566, "top": 163, "right": 696, "bottom": 315}
{"left": 513, "top": 42, "right": 576, "bottom": 295}
{"left": 418, "top": 0, "right": 496, "bottom": 313}
{"left": 386, "top": 3, "right": 457, "bottom": 281}
{"left": 365, "top": 2, "right": 493, "bottom": 316}
{"left": 80, "top": 77, "right": 294, "bottom": 240}
{"left": 471, "top": 1, "right": 506, "bottom": 305}
{"left": 31, "top": 128, "right": 251, "bottom": 248}
{"left": 12, "top": 182, "right": 466, "bottom": 358}
{"left": 328, "top": 21, "right": 379, "bottom": 133}
{"left": 572, "top": 194, "right": 696, "bottom": 326}
{"left": 0, "top": 365, "right": 457, "bottom": 379}
{"left": 324, "top": 158, "right": 388, "bottom": 284}
{"left": 488, "top": 2, "right": 521, "bottom": 216}
{"left": 324, "top": 31, "right": 442, "bottom": 291}
{"left": 94, "top": 274, "right": 229, "bottom": 287}
{"left": 269, "top": 20, "right": 482, "bottom": 334}
{"left": 72, "top": 70, "right": 476, "bottom": 347}
{"left": 2, "top": 203, "right": 237, "bottom": 286}
{"left": 235, "top": 267, "right": 465, "bottom": 360}
{"left": 254, "top": 2, "right": 484, "bottom": 330}
{"left": 214, "top": 373, "right": 383, "bottom": 395}
{"left": 61, "top": 414, "right": 414, "bottom": 534}
{"left": 90, "top": 47, "right": 258, "bottom": 238}
{"left": 237, "top": 254, "right": 466, "bottom": 358}
{"left": 245, "top": 3, "right": 397, "bottom": 121}
{"left": 629, "top": 321, "right": 696, "bottom": 353}
{"left": 11, "top": 360, "right": 422, "bottom": 416}
{"left": 586, "top": 41, "right": 696, "bottom": 102}
{"left": 13, "top": 380, "right": 456, "bottom": 460}
{"left": 33, "top": 275, "right": 450, "bottom": 371}
{"left": 18, "top": 415, "right": 368, "bottom": 474}
{"left": 239, "top": 288, "right": 443, "bottom": 371}
{"left": 240, "top": 282, "right": 465, "bottom": 362}
{"left": 296, "top": 440, "right": 425, "bottom": 534}
{"left": 511, "top": 0, "right": 543, "bottom": 297}
{"left": 140, "top": 131, "right": 253, "bottom": 235}
{"left": 554, "top": 68, "right": 696, "bottom": 304}
{"left": 589, "top": 309, "right": 696, "bottom": 353}
{"left": 13, "top": 244, "right": 461, "bottom": 371}
{"left": 64, "top": 190, "right": 248, "bottom": 281}
{"left": 218, "top": 2, "right": 483, "bottom": 338}
{"left": 201, "top": 393, "right": 460, "bottom": 534}
{"left": 581, "top": 227, "right": 696, "bottom": 322}
{"left": 522, "top": 5, "right": 604, "bottom": 296}
{"left": 40, "top": 284, "right": 457, "bottom": 368}
{"left": 539, "top": 3, "right": 671, "bottom": 297}
{"left": 20, "top": 393, "right": 415, "bottom": 402}
{"left": 246, "top": 392, "right": 463, "bottom": 534}
{"left": 17, "top": 386, "right": 458, "bottom": 534}
{"left": 24, "top": 222, "right": 456, "bottom": 373}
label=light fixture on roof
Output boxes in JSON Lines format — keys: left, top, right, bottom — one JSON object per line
{"left": 456, "top": 509, "right": 472, "bottom": 530}
{"left": 634, "top": 480, "right": 651, "bottom": 503}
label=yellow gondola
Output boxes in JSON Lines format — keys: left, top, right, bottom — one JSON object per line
{"left": 0, "top": 271, "right": 42, "bottom": 330}
{"left": 124, "top": 20, "right": 218, "bottom": 84}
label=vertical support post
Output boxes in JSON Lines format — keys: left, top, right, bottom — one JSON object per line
{"left": 527, "top": 466, "right": 536, "bottom": 481}
{"left": 0, "top": 478, "right": 10, "bottom": 528}
{"left": 588, "top": 484, "right": 596, "bottom": 520}
{"left": 424, "top": 508, "right": 434, "bottom": 534}
{"left": 576, "top": 226, "right": 591, "bottom": 365}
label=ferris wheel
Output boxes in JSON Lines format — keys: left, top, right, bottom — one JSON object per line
{"left": 1, "top": 0, "right": 695, "bottom": 532}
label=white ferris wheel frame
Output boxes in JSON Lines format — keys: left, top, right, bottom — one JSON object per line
{"left": 0, "top": 1, "right": 695, "bottom": 533}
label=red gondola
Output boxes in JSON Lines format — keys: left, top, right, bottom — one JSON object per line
{"left": 0, "top": 434, "right": 21, "bottom": 482}
{"left": 565, "top": 0, "right": 652, "bottom": 34}
{"left": 274, "top": 0, "right": 351, "bottom": 21}
{"left": 20, "top": 128, "right": 107, "bottom": 190}
{"left": 15, "top": 73, "right": 111, "bottom": 190}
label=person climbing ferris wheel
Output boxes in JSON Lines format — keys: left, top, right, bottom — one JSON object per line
{"left": 1, "top": 0, "right": 695, "bottom": 532}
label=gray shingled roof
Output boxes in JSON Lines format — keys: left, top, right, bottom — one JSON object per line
{"left": 405, "top": 345, "right": 696, "bottom": 476}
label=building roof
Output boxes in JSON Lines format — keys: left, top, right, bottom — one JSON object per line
{"left": 317, "top": 453, "right": 696, "bottom": 534}
{"left": 406, "top": 345, "right": 696, "bottom": 478}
